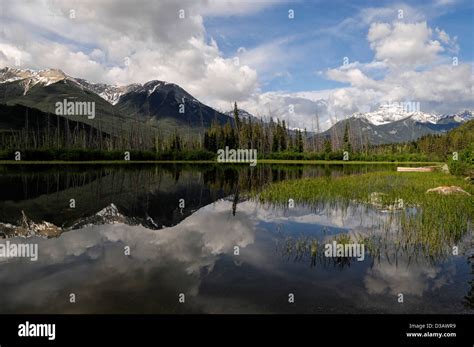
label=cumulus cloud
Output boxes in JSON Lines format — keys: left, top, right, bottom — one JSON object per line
{"left": 0, "top": 1, "right": 471, "bottom": 129}
{"left": 0, "top": 0, "right": 268, "bottom": 107}
{"left": 368, "top": 21, "right": 444, "bottom": 67}
{"left": 240, "top": 15, "right": 472, "bottom": 131}
{"left": 364, "top": 259, "right": 446, "bottom": 297}
{"left": 320, "top": 22, "right": 471, "bottom": 125}
{"left": 240, "top": 91, "right": 330, "bottom": 130}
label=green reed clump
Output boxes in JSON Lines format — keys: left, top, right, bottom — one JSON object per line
{"left": 257, "top": 171, "right": 473, "bottom": 259}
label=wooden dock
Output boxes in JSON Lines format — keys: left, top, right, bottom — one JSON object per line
{"left": 397, "top": 167, "right": 435, "bottom": 172}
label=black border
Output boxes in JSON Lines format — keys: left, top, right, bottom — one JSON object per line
{"left": 0, "top": 314, "right": 472, "bottom": 346}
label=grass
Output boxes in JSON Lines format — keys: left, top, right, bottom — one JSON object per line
{"left": 255, "top": 171, "right": 473, "bottom": 260}
{"left": 258, "top": 160, "right": 443, "bottom": 165}
{"left": 256, "top": 171, "right": 472, "bottom": 205}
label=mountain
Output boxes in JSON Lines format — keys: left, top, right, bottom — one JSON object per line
{"left": 74, "top": 78, "right": 142, "bottom": 105}
{"left": 224, "top": 108, "right": 260, "bottom": 123}
{"left": 438, "top": 110, "right": 474, "bottom": 124}
{"left": 324, "top": 105, "right": 473, "bottom": 145}
{"left": 0, "top": 67, "right": 233, "bottom": 137}
{"left": 115, "top": 80, "right": 231, "bottom": 129}
{"left": 1, "top": 67, "right": 471, "bottom": 146}
{"left": 0, "top": 67, "right": 138, "bottom": 137}
{"left": 352, "top": 103, "right": 441, "bottom": 125}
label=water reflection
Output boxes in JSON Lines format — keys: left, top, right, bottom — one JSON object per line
{"left": 0, "top": 198, "right": 471, "bottom": 313}
{"left": 0, "top": 163, "right": 396, "bottom": 230}
{"left": 0, "top": 164, "right": 471, "bottom": 314}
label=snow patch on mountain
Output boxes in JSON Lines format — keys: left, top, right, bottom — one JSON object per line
{"left": 224, "top": 109, "right": 259, "bottom": 122}
{"left": 439, "top": 110, "right": 473, "bottom": 123}
{"left": 0, "top": 67, "right": 71, "bottom": 94}
{"left": 0, "top": 67, "right": 179, "bottom": 105}
{"left": 353, "top": 103, "right": 440, "bottom": 125}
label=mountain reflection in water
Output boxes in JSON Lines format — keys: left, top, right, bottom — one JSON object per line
{"left": 0, "top": 164, "right": 471, "bottom": 313}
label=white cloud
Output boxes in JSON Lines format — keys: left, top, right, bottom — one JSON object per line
{"left": 364, "top": 259, "right": 445, "bottom": 297}
{"left": 327, "top": 68, "right": 377, "bottom": 88}
{"left": 240, "top": 91, "right": 330, "bottom": 130}
{"left": 0, "top": 1, "right": 471, "bottom": 129}
{"left": 0, "top": 0, "right": 269, "bottom": 108}
{"left": 242, "top": 17, "right": 472, "bottom": 131}
{"left": 368, "top": 21, "right": 444, "bottom": 67}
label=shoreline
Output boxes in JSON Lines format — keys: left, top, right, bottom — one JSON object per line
{"left": 0, "top": 160, "right": 444, "bottom": 165}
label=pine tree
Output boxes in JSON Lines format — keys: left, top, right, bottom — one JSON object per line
{"left": 324, "top": 138, "right": 332, "bottom": 154}
{"left": 233, "top": 102, "right": 241, "bottom": 146}
{"left": 297, "top": 130, "right": 304, "bottom": 153}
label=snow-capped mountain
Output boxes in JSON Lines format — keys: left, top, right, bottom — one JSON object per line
{"left": 324, "top": 106, "right": 473, "bottom": 145}
{"left": 0, "top": 67, "right": 153, "bottom": 104}
{"left": 1, "top": 67, "right": 471, "bottom": 143}
{"left": 353, "top": 103, "right": 441, "bottom": 125}
{"left": 439, "top": 110, "right": 474, "bottom": 123}
{"left": 74, "top": 79, "right": 186, "bottom": 105}
{"left": 0, "top": 67, "right": 74, "bottom": 95}
{"left": 0, "top": 67, "right": 202, "bottom": 107}
{"left": 0, "top": 67, "right": 68, "bottom": 85}
{"left": 0, "top": 66, "right": 234, "bottom": 136}
{"left": 224, "top": 108, "right": 259, "bottom": 122}
{"left": 74, "top": 78, "right": 142, "bottom": 105}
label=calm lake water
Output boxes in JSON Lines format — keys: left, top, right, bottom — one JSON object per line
{"left": 0, "top": 164, "right": 472, "bottom": 314}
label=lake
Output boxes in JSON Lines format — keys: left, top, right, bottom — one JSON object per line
{"left": 0, "top": 163, "right": 472, "bottom": 313}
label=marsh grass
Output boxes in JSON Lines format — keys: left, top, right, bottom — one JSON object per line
{"left": 258, "top": 172, "right": 473, "bottom": 261}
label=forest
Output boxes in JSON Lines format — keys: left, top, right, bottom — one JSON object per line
{"left": 0, "top": 102, "right": 473, "bottom": 175}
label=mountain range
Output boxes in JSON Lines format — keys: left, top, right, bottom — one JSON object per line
{"left": 0, "top": 67, "right": 232, "bottom": 138}
{"left": 324, "top": 104, "right": 472, "bottom": 145}
{"left": 0, "top": 66, "right": 472, "bottom": 145}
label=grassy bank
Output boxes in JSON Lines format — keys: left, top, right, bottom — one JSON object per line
{"left": 256, "top": 171, "right": 473, "bottom": 203}
{"left": 257, "top": 159, "right": 442, "bottom": 165}
{"left": 255, "top": 171, "right": 473, "bottom": 258}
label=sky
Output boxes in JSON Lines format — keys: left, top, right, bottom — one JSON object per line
{"left": 0, "top": 0, "right": 473, "bottom": 130}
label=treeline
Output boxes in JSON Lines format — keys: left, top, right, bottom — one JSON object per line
{"left": 203, "top": 103, "right": 304, "bottom": 154}
{"left": 0, "top": 104, "right": 203, "bottom": 153}
{"left": 203, "top": 103, "right": 473, "bottom": 162}
{"left": 0, "top": 102, "right": 472, "bottom": 170}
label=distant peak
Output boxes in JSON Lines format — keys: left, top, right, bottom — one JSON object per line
{"left": 353, "top": 103, "right": 439, "bottom": 125}
{"left": 0, "top": 66, "right": 70, "bottom": 91}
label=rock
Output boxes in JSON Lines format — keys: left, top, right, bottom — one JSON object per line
{"left": 426, "top": 186, "right": 471, "bottom": 195}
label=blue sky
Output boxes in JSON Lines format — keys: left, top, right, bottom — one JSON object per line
{"left": 204, "top": 0, "right": 474, "bottom": 93}
{"left": 1, "top": 0, "right": 473, "bottom": 129}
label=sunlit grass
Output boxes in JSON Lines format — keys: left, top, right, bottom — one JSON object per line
{"left": 256, "top": 171, "right": 473, "bottom": 260}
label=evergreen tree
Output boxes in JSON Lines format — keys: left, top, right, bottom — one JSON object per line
{"left": 233, "top": 101, "right": 241, "bottom": 147}
{"left": 297, "top": 130, "right": 304, "bottom": 153}
{"left": 324, "top": 138, "right": 332, "bottom": 154}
